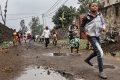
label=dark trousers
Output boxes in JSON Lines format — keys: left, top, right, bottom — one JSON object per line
{"left": 86, "top": 36, "right": 104, "bottom": 72}
{"left": 45, "top": 38, "right": 49, "bottom": 47}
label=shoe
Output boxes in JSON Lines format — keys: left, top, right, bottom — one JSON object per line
{"left": 99, "top": 72, "right": 107, "bottom": 79}
{"left": 84, "top": 59, "right": 93, "bottom": 66}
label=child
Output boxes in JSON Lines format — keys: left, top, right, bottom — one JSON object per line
{"left": 52, "top": 31, "right": 57, "bottom": 46}
{"left": 12, "top": 29, "right": 19, "bottom": 46}
{"left": 81, "top": 2, "right": 107, "bottom": 79}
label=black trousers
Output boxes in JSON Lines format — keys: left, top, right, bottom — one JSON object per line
{"left": 45, "top": 38, "right": 49, "bottom": 47}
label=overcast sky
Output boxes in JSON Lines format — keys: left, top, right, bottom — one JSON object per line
{"left": 0, "top": 0, "right": 79, "bottom": 31}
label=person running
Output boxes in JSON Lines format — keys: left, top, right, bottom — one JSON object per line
{"left": 26, "top": 32, "right": 32, "bottom": 46}
{"left": 18, "top": 32, "right": 23, "bottom": 45}
{"left": 43, "top": 26, "right": 50, "bottom": 47}
{"left": 52, "top": 31, "right": 58, "bottom": 46}
{"left": 12, "top": 29, "right": 19, "bottom": 46}
{"left": 81, "top": 2, "right": 107, "bottom": 79}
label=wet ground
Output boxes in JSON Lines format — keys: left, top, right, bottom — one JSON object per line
{"left": 0, "top": 42, "right": 120, "bottom": 80}
{"left": 16, "top": 66, "right": 74, "bottom": 80}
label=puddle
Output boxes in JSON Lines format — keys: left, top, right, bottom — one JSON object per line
{"left": 16, "top": 66, "right": 75, "bottom": 80}
{"left": 56, "top": 70, "right": 74, "bottom": 80}
{"left": 94, "top": 64, "right": 116, "bottom": 69}
{"left": 43, "top": 53, "right": 69, "bottom": 57}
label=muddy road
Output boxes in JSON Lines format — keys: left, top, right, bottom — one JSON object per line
{"left": 0, "top": 42, "right": 120, "bottom": 80}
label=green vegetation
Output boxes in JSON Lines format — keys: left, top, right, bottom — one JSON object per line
{"left": 19, "top": 19, "right": 28, "bottom": 34}
{"left": 29, "top": 17, "right": 43, "bottom": 36}
{"left": 58, "top": 39, "right": 87, "bottom": 49}
{"left": 0, "top": 41, "right": 10, "bottom": 48}
{"left": 52, "top": 5, "right": 76, "bottom": 28}
{"left": 80, "top": 39, "right": 87, "bottom": 49}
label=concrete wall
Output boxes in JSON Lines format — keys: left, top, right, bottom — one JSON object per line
{"left": 100, "top": 0, "right": 120, "bottom": 7}
{"left": 99, "top": 2, "right": 120, "bottom": 42}
{"left": 101, "top": 2, "right": 120, "bottom": 32}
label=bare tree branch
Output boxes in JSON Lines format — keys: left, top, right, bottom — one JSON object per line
{"left": 0, "top": 5, "right": 5, "bottom": 24}
{"left": 0, "top": 0, "right": 8, "bottom": 25}
{"left": 4, "top": 0, "right": 8, "bottom": 25}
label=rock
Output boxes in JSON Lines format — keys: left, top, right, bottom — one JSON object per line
{"left": 36, "top": 56, "right": 39, "bottom": 58}
{"left": 16, "top": 54, "right": 19, "bottom": 56}
{"left": 47, "top": 70, "right": 51, "bottom": 75}
{"left": 37, "top": 66, "right": 40, "bottom": 69}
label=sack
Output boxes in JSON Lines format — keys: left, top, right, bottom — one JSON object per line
{"left": 80, "top": 32, "right": 87, "bottom": 39}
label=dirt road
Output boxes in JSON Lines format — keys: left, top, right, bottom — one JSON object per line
{"left": 0, "top": 42, "right": 120, "bottom": 80}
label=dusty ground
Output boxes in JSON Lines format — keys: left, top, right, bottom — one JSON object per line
{"left": 0, "top": 42, "right": 120, "bottom": 80}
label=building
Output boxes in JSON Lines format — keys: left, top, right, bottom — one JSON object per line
{"left": 100, "top": 0, "right": 120, "bottom": 7}
{"left": 99, "top": 0, "right": 120, "bottom": 42}
{"left": 100, "top": 0, "right": 120, "bottom": 32}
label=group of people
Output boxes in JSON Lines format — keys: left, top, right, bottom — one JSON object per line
{"left": 12, "top": 29, "right": 32, "bottom": 46}
{"left": 12, "top": 26, "right": 58, "bottom": 48}
{"left": 12, "top": 2, "right": 108, "bottom": 79}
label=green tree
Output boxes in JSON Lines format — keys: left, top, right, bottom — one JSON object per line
{"left": 52, "top": 5, "right": 76, "bottom": 28}
{"left": 19, "top": 19, "right": 28, "bottom": 34}
{"left": 29, "top": 17, "right": 43, "bottom": 36}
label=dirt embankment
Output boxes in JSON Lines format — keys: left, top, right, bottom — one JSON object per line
{"left": 0, "top": 46, "right": 24, "bottom": 80}
{"left": 0, "top": 23, "right": 14, "bottom": 43}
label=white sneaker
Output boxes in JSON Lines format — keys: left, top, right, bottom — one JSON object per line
{"left": 99, "top": 72, "right": 107, "bottom": 79}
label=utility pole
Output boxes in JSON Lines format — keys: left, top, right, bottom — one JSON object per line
{"left": 44, "top": 16, "right": 46, "bottom": 27}
{"left": 42, "top": 14, "right": 45, "bottom": 27}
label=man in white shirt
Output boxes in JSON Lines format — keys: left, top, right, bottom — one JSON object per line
{"left": 43, "top": 26, "right": 50, "bottom": 47}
